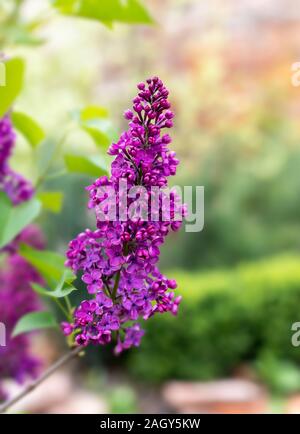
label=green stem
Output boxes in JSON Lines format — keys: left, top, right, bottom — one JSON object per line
{"left": 112, "top": 270, "right": 121, "bottom": 301}
{"left": 53, "top": 298, "right": 70, "bottom": 321}
{"left": 103, "top": 281, "right": 112, "bottom": 298}
{"left": 64, "top": 295, "right": 73, "bottom": 317}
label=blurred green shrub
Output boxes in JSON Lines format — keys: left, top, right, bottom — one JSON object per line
{"left": 128, "top": 255, "right": 300, "bottom": 383}
{"left": 108, "top": 385, "right": 137, "bottom": 414}
{"left": 0, "top": 0, "right": 152, "bottom": 49}
{"left": 255, "top": 352, "right": 300, "bottom": 395}
{"left": 162, "top": 128, "right": 300, "bottom": 271}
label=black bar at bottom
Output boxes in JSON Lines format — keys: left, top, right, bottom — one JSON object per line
{"left": 0, "top": 413, "right": 295, "bottom": 431}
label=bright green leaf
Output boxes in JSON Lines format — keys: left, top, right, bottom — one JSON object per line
{"left": 116, "top": 0, "right": 153, "bottom": 24}
{"left": 12, "top": 311, "right": 58, "bottom": 337}
{"left": 51, "top": 0, "right": 76, "bottom": 13}
{"left": 0, "top": 57, "right": 25, "bottom": 117}
{"left": 0, "top": 193, "right": 41, "bottom": 249}
{"left": 83, "top": 125, "right": 110, "bottom": 148}
{"left": 87, "top": 118, "right": 118, "bottom": 143}
{"left": 12, "top": 111, "right": 45, "bottom": 148}
{"left": 72, "top": 106, "right": 112, "bottom": 149}
{"left": 64, "top": 153, "right": 108, "bottom": 177}
{"left": 19, "top": 244, "right": 75, "bottom": 288}
{"left": 52, "top": 0, "right": 153, "bottom": 25}
{"left": 37, "top": 191, "right": 63, "bottom": 213}
{"left": 40, "top": 269, "right": 77, "bottom": 298}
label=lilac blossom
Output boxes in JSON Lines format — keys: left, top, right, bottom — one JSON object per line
{"left": 0, "top": 115, "right": 34, "bottom": 205}
{"left": 64, "top": 77, "right": 186, "bottom": 353}
{"left": 0, "top": 116, "right": 14, "bottom": 167}
{"left": 0, "top": 114, "right": 43, "bottom": 400}
{"left": 0, "top": 227, "right": 45, "bottom": 399}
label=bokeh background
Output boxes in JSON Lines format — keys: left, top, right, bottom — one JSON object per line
{"left": 4, "top": 0, "right": 300, "bottom": 413}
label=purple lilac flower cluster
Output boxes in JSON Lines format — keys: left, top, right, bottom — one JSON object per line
{"left": 0, "top": 115, "right": 34, "bottom": 204}
{"left": 0, "top": 226, "right": 45, "bottom": 400}
{"left": 0, "top": 115, "right": 42, "bottom": 400}
{"left": 0, "top": 237, "right": 44, "bottom": 393}
{"left": 64, "top": 77, "right": 186, "bottom": 353}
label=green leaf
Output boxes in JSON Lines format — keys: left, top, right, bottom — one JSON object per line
{"left": 31, "top": 269, "right": 76, "bottom": 299}
{"left": 19, "top": 244, "right": 75, "bottom": 288}
{"left": 12, "top": 311, "right": 58, "bottom": 337}
{"left": 82, "top": 125, "right": 110, "bottom": 148}
{"left": 31, "top": 281, "right": 77, "bottom": 299}
{"left": 37, "top": 191, "right": 63, "bottom": 213}
{"left": 116, "top": 0, "right": 153, "bottom": 24}
{"left": 72, "top": 106, "right": 112, "bottom": 149}
{"left": 64, "top": 154, "right": 109, "bottom": 177}
{"left": 12, "top": 111, "right": 45, "bottom": 148}
{"left": 0, "top": 193, "right": 41, "bottom": 249}
{"left": 87, "top": 118, "right": 118, "bottom": 142}
{"left": 0, "top": 57, "right": 25, "bottom": 117}
{"left": 52, "top": 0, "right": 153, "bottom": 25}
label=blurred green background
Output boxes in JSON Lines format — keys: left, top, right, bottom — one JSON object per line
{"left": 4, "top": 0, "right": 300, "bottom": 413}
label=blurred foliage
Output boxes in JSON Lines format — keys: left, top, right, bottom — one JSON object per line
{"left": 108, "top": 385, "right": 137, "bottom": 413}
{"left": 128, "top": 255, "right": 300, "bottom": 385}
{"left": 162, "top": 129, "right": 300, "bottom": 270}
{"left": 52, "top": 0, "right": 153, "bottom": 26}
{"left": 0, "top": 57, "right": 24, "bottom": 117}
{"left": 12, "top": 111, "right": 45, "bottom": 148}
{"left": 255, "top": 352, "right": 300, "bottom": 395}
{"left": 0, "top": 0, "right": 45, "bottom": 47}
{"left": 0, "top": 0, "right": 152, "bottom": 48}
{"left": 37, "top": 191, "right": 63, "bottom": 214}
